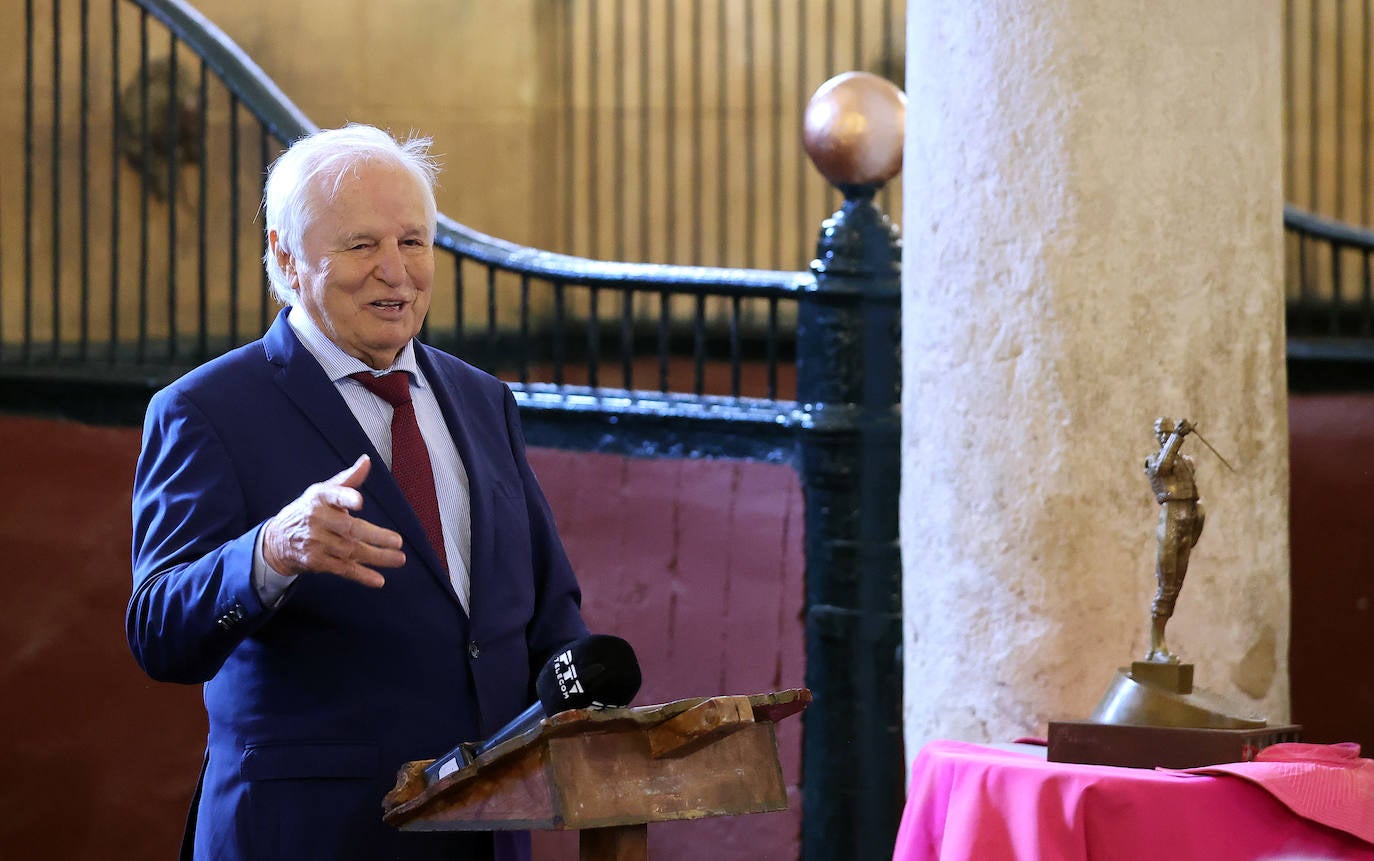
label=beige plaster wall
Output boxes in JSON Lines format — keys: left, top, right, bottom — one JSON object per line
{"left": 180, "top": 0, "right": 547, "bottom": 246}
{"left": 901, "top": 0, "right": 1290, "bottom": 751}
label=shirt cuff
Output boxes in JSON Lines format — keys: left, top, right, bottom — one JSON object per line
{"left": 254, "top": 525, "right": 296, "bottom": 607}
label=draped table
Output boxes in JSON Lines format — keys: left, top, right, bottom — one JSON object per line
{"left": 894, "top": 740, "right": 1374, "bottom": 861}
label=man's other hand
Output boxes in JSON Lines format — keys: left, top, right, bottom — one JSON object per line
{"left": 262, "top": 455, "right": 405, "bottom": 588}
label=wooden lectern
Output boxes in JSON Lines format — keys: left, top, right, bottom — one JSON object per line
{"left": 383, "top": 688, "right": 810, "bottom": 861}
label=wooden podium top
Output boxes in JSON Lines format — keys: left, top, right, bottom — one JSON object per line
{"left": 383, "top": 688, "right": 810, "bottom": 834}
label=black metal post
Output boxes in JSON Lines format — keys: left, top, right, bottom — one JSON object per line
{"left": 798, "top": 183, "right": 903, "bottom": 861}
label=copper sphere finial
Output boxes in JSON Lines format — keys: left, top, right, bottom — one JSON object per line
{"left": 803, "top": 71, "right": 906, "bottom": 189}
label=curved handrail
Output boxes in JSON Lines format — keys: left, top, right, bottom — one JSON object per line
{"left": 1284, "top": 203, "right": 1374, "bottom": 250}
{"left": 136, "top": 0, "right": 316, "bottom": 144}
{"left": 135, "top": 0, "right": 813, "bottom": 299}
{"left": 433, "top": 213, "right": 812, "bottom": 294}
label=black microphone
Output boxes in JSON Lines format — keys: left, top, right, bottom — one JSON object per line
{"left": 423, "top": 634, "right": 641, "bottom": 784}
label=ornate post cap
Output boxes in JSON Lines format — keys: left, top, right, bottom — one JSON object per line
{"left": 803, "top": 71, "right": 906, "bottom": 192}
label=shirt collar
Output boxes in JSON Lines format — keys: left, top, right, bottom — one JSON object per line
{"left": 286, "top": 306, "right": 424, "bottom": 386}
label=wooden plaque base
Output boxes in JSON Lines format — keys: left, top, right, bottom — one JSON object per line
{"left": 1047, "top": 720, "right": 1302, "bottom": 770}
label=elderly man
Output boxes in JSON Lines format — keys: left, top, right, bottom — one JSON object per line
{"left": 127, "top": 124, "right": 588, "bottom": 860}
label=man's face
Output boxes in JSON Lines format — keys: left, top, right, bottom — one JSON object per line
{"left": 277, "top": 159, "right": 435, "bottom": 369}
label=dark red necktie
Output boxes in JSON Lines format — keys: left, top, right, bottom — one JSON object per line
{"left": 351, "top": 371, "right": 447, "bottom": 571}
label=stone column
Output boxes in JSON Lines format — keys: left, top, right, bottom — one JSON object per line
{"left": 900, "top": 1, "right": 1289, "bottom": 752}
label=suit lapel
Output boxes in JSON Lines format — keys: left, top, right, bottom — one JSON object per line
{"left": 263, "top": 311, "right": 466, "bottom": 615}
{"left": 414, "top": 344, "right": 494, "bottom": 617}
{"left": 263, "top": 311, "right": 374, "bottom": 466}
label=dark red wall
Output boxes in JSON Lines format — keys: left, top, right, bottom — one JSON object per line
{"left": 1288, "top": 393, "right": 1374, "bottom": 752}
{"left": 0, "top": 418, "right": 206, "bottom": 856}
{"left": 0, "top": 415, "right": 804, "bottom": 861}
{"left": 528, "top": 449, "right": 806, "bottom": 860}
{"left": 8, "top": 393, "right": 1366, "bottom": 860}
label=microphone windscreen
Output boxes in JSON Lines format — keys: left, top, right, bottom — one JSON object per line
{"left": 534, "top": 634, "right": 641, "bottom": 713}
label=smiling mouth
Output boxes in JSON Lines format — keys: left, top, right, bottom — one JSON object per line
{"left": 369, "top": 300, "right": 406, "bottom": 310}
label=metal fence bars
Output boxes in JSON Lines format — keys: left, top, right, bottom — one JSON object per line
{"left": 1284, "top": 203, "right": 1374, "bottom": 387}
{"left": 1285, "top": 0, "right": 1374, "bottom": 229}
{"left": 546, "top": 0, "right": 905, "bottom": 270}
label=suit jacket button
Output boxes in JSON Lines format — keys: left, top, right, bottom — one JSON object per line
{"left": 468, "top": 641, "right": 480, "bottom": 660}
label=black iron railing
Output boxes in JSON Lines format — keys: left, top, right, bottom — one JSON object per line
{"left": 8, "top": 0, "right": 302, "bottom": 375}
{"left": 1285, "top": 204, "right": 1374, "bottom": 336}
{"left": 6, "top": 0, "right": 812, "bottom": 410}
{"left": 1283, "top": 0, "right": 1374, "bottom": 380}
{"left": 1284, "top": 203, "right": 1374, "bottom": 387}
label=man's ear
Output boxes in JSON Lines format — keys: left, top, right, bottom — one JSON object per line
{"left": 268, "top": 230, "right": 297, "bottom": 287}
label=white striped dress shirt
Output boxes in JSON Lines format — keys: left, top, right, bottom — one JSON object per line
{"left": 253, "top": 308, "right": 472, "bottom": 611}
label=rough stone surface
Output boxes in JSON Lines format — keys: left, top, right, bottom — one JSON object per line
{"left": 900, "top": 0, "right": 1289, "bottom": 754}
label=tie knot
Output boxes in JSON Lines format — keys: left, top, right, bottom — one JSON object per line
{"left": 351, "top": 371, "right": 412, "bottom": 408}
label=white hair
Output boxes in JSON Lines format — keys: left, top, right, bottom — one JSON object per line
{"left": 261, "top": 123, "right": 441, "bottom": 305}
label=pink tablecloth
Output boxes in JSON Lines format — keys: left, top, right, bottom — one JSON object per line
{"left": 894, "top": 740, "right": 1374, "bottom": 861}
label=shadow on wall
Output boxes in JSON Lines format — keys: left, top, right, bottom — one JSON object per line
{"left": 0, "top": 415, "right": 805, "bottom": 861}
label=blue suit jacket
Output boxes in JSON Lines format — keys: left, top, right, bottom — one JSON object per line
{"left": 128, "top": 310, "right": 588, "bottom": 860}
